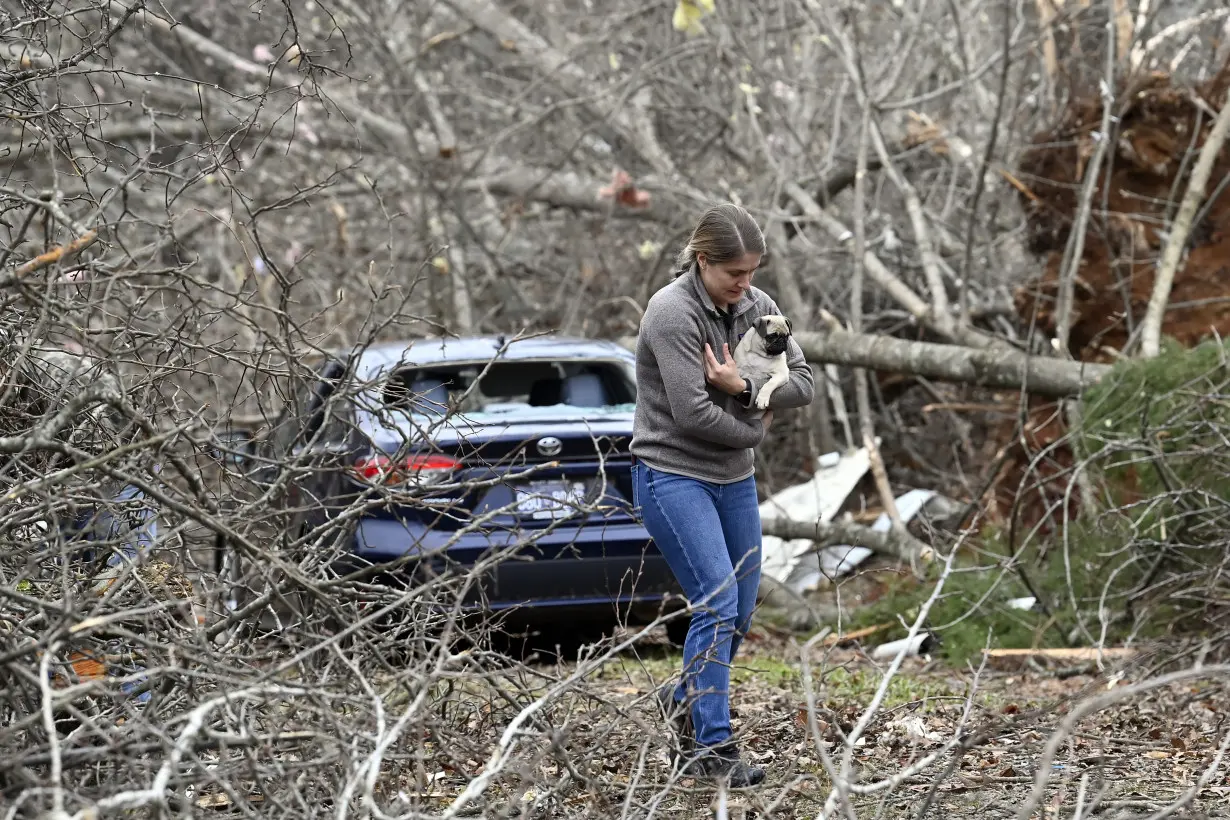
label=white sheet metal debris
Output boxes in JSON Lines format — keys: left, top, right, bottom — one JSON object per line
{"left": 759, "top": 448, "right": 941, "bottom": 597}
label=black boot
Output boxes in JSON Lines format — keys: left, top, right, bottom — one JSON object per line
{"left": 655, "top": 680, "right": 693, "bottom": 765}
{"left": 685, "top": 744, "right": 766, "bottom": 788}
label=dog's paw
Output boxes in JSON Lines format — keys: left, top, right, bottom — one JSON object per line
{"left": 754, "top": 392, "right": 772, "bottom": 410}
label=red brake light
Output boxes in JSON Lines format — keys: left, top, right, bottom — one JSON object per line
{"left": 351, "top": 453, "right": 460, "bottom": 485}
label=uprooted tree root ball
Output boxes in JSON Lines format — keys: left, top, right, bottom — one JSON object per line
{"left": 987, "top": 61, "right": 1230, "bottom": 536}
{"left": 1014, "top": 63, "right": 1230, "bottom": 360}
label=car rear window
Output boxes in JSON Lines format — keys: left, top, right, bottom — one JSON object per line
{"left": 380, "top": 359, "right": 636, "bottom": 418}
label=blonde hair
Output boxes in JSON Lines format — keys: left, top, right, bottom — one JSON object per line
{"left": 675, "top": 202, "right": 766, "bottom": 271}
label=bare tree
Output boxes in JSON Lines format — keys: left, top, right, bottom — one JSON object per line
{"left": 6, "top": 0, "right": 1230, "bottom": 817}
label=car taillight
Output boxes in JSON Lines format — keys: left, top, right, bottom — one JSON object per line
{"left": 350, "top": 453, "right": 460, "bottom": 486}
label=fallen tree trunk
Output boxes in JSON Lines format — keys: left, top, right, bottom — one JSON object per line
{"left": 618, "top": 328, "right": 1113, "bottom": 398}
{"left": 791, "top": 329, "right": 1111, "bottom": 398}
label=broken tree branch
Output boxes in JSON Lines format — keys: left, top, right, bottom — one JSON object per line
{"left": 781, "top": 181, "right": 1001, "bottom": 350}
{"left": 1140, "top": 84, "right": 1230, "bottom": 359}
{"left": 760, "top": 516, "right": 933, "bottom": 564}
{"left": 1054, "top": 17, "right": 1116, "bottom": 357}
{"left": 8, "top": 232, "right": 98, "bottom": 279}
{"left": 849, "top": 101, "right": 907, "bottom": 543}
{"left": 823, "top": 15, "right": 954, "bottom": 330}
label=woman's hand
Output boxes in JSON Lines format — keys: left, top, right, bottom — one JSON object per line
{"left": 762, "top": 409, "right": 774, "bottom": 430}
{"left": 704, "top": 343, "right": 746, "bottom": 395}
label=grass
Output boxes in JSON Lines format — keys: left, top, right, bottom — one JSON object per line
{"left": 839, "top": 517, "right": 1161, "bottom": 665}
{"left": 594, "top": 635, "right": 948, "bottom": 710}
{"left": 831, "top": 338, "right": 1230, "bottom": 665}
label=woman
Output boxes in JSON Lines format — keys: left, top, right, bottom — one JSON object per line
{"left": 630, "top": 202, "right": 815, "bottom": 786}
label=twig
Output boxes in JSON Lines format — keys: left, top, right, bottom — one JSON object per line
{"left": 982, "top": 647, "right": 1136, "bottom": 660}
{"left": 38, "top": 642, "right": 64, "bottom": 817}
{"left": 1014, "top": 665, "right": 1230, "bottom": 820}
{"left": 847, "top": 99, "right": 906, "bottom": 538}
{"left": 1142, "top": 728, "right": 1230, "bottom": 820}
{"left": 1054, "top": 24, "right": 1116, "bottom": 357}
{"left": 441, "top": 0, "right": 678, "bottom": 176}
{"left": 822, "top": 13, "right": 953, "bottom": 328}
{"left": 0, "top": 187, "right": 95, "bottom": 238}
{"left": 1129, "top": 9, "right": 1230, "bottom": 72}
{"left": 819, "top": 543, "right": 963, "bottom": 818}
{"left": 998, "top": 168, "right": 1040, "bottom": 203}
{"left": 781, "top": 181, "right": 986, "bottom": 349}
{"left": 0, "top": 204, "right": 40, "bottom": 269}
{"left": 762, "top": 508, "right": 934, "bottom": 563}
{"left": 7, "top": 232, "right": 98, "bottom": 279}
{"left": 413, "top": 72, "right": 458, "bottom": 159}
{"left": 959, "top": 4, "right": 1013, "bottom": 318}
{"left": 1036, "top": 0, "right": 1060, "bottom": 106}
{"left": 66, "top": 686, "right": 309, "bottom": 818}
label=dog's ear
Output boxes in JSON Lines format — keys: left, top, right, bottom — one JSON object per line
{"left": 754, "top": 316, "right": 769, "bottom": 336}
{"left": 785, "top": 316, "right": 792, "bottom": 334}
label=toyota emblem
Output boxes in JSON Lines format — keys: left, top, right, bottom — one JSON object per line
{"left": 536, "top": 436, "right": 563, "bottom": 457}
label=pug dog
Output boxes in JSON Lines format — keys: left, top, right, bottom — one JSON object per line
{"left": 734, "top": 314, "right": 793, "bottom": 413}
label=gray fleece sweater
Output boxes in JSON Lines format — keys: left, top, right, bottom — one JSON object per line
{"left": 630, "top": 266, "right": 816, "bottom": 483}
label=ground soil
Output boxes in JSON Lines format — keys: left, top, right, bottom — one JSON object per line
{"left": 411, "top": 627, "right": 1230, "bottom": 818}
{"left": 989, "top": 62, "right": 1230, "bottom": 534}
{"left": 1014, "top": 65, "right": 1230, "bottom": 360}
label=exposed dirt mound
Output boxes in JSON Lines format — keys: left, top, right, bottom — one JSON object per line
{"left": 1014, "top": 65, "right": 1230, "bottom": 360}
{"left": 991, "top": 64, "right": 1230, "bottom": 536}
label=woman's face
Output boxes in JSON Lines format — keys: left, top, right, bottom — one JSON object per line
{"left": 698, "top": 251, "right": 761, "bottom": 308}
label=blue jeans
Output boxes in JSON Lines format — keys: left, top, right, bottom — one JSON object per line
{"left": 632, "top": 461, "right": 762, "bottom": 749}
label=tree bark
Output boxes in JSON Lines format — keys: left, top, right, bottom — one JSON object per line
{"left": 792, "top": 329, "right": 1110, "bottom": 397}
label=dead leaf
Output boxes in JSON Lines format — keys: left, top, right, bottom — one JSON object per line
{"left": 672, "top": 0, "right": 715, "bottom": 37}
{"left": 69, "top": 652, "right": 106, "bottom": 680}
{"left": 597, "top": 169, "right": 651, "bottom": 208}
{"left": 1144, "top": 750, "right": 1171, "bottom": 759}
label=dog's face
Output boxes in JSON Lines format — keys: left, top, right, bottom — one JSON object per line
{"left": 754, "top": 315, "right": 792, "bottom": 356}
